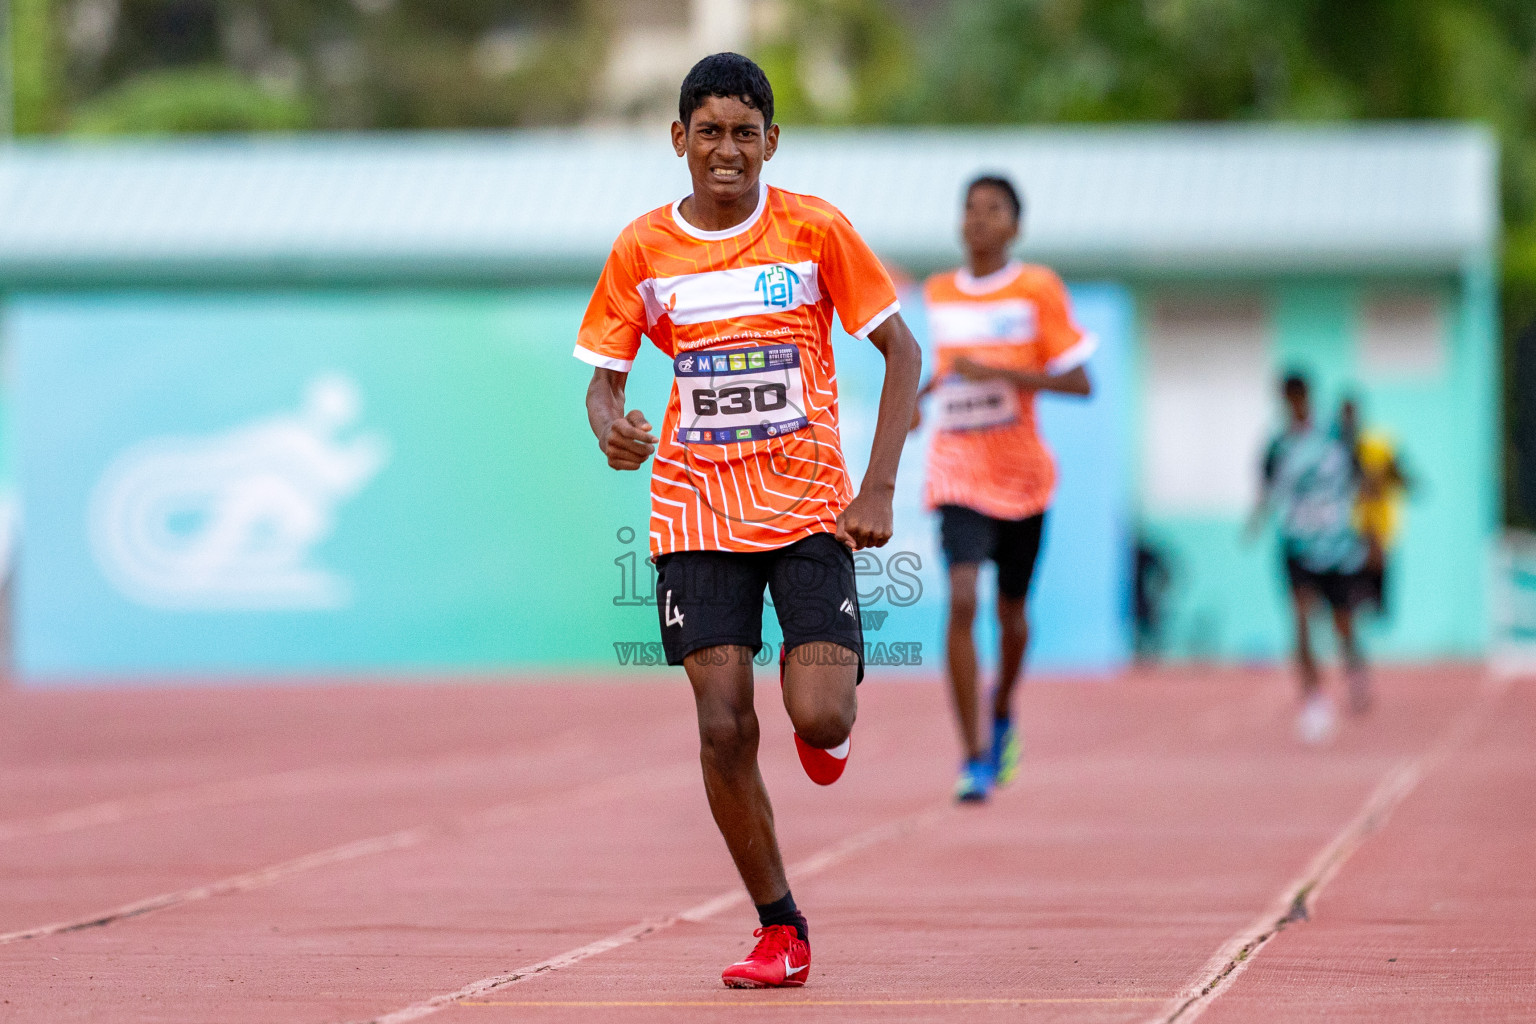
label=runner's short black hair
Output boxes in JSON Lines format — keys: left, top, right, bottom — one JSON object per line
{"left": 679, "top": 52, "right": 774, "bottom": 129}
{"left": 967, "top": 174, "right": 1023, "bottom": 221}
{"left": 1282, "top": 371, "right": 1310, "bottom": 398}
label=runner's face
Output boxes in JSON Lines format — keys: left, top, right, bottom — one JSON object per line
{"left": 673, "top": 96, "right": 778, "bottom": 207}
{"left": 962, "top": 185, "right": 1019, "bottom": 260}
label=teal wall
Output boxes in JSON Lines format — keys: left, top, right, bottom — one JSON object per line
{"left": 1140, "top": 274, "right": 1497, "bottom": 662}
{"left": 12, "top": 289, "right": 665, "bottom": 676}
{"left": 7, "top": 272, "right": 1492, "bottom": 679}
{"left": 7, "top": 283, "right": 1135, "bottom": 682}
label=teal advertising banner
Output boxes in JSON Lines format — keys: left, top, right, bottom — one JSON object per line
{"left": 8, "top": 285, "right": 1131, "bottom": 682}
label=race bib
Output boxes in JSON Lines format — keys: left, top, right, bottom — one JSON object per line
{"left": 934, "top": 378, "right": 1019, "bottom": 432}
{"left": 673, "top": 344, "right": 810, "bottom": 444}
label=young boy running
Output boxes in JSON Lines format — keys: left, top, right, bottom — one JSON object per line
{"left": 575, "top": 53, "right": 921, "bottom": 988}
{"left": 1250, "top": 373, "right": 1370, "bottom": 741}
{"left": 910, "top": 176, "right": 1094, "bottom": 803}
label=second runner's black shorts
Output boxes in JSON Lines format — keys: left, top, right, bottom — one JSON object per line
{"left": 654, "top": 532, "right": 864, "bottom": 682}
{"left": 1284, "top": 554, "right": 1364, "bottom": 613}
{"left": 937, "top": 504, "right": 1046, "bottom": 600}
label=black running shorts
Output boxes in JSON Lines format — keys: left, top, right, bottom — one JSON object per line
{"left": 1285, "top": 555, "right": 1363, "bottom": 613}
{"left": 654, "top": 532, "right": 864, "bottom": 682}
{"left": 937, "top": 505, "right": 1046, "bottom": 600}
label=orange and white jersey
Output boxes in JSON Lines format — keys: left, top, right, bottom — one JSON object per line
{"left": 922, "top": 261, "right": 1093, "bottom": 521}
{"left": 575, "top": 182, "right": 900, "bottom": 558}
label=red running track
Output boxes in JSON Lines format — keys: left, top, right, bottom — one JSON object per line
{"left": 0, "top": 667, "right": 1529, "bottom": 1023}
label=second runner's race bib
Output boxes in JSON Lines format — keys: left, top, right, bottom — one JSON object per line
{"left": 674, "top": 344, "right": 809, "bottom": 444}
{"left": 934, "top": 377, "right": 1019, "bottom": 432}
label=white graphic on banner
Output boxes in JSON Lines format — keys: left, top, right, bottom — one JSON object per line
{"left": 89, "top": 375, "right": 389, "bottom": 610}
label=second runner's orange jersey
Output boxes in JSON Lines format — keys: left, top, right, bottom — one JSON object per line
{"left": 576, "top": 182, "right": 900, "bottom": 558}
{"left": 922, "top": 261, "right": 1093, "bottom": 520}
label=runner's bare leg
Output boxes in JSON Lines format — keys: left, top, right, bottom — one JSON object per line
{"left": 945, "top": 564, "right": 984, "bottom": 761}
{"left": 686, "top": 646, "right": 788, "bottom": 904}
{"left": 992, "top": 593, "right": 1028, "bottom": 721}
{"left": 780, "top": 641, "right": 857, "bottom": 750}
{"left": 1291, "top": 588, "right": 1320, "bottom": 696}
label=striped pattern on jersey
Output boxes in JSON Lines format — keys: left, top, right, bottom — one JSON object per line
{"left": 922, "top": 261, "right": 1094, "bottom": 521}
{"left": 575, "top": 183, "right": 899, "bottom": 557}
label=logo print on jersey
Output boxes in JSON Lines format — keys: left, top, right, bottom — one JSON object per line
{"left": 639, "top": 262, "right": 820, "bottom": 328}
{"left": 755, "top": 265, "right": 802, "bottom": 309}
{"left": 991, "top": 308, "right": 1030, "bottom": 337}
{"left": 928, "top": 299, "right": 1037, "bottom": 347}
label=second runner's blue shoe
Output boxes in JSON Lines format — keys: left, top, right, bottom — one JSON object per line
{"left": 954, "top": 758, "right": 992, "bottom": 803}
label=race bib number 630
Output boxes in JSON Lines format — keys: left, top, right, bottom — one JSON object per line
{"left": 674, "top": 344, "right": 809, "bottom": 444}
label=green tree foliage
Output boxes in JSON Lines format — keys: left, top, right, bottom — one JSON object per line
{"left": 11, "top": 0, "right": 65, "bottom": 132}
{"left": 762, "top": 0, "right": 1536, "bottom": 345}
{"left": 26, "top": 0, "right": 601, "bottom": 135}
{"left": 70, "top": 65, "right": 310, "bottom": 132}
{"left": 753, "top": 0, "right": 911, "bottom": 124}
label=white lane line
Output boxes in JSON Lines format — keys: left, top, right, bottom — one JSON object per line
{"left": 0, "top": 732, "right": 590, "bottom": 845}
{"left": 354, "top": 803, "right": 952, "bottom": 1024}
{"left": 0, "top": 762, "right": 691, "bottom": 945}
{"left": 0, "top": 767, "right": 367, "bottom": 845}
{"left": 1150, "top": 673, "right": 1511, "bottom": 1024}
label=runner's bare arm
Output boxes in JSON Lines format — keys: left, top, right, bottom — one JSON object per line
{"left": 1244, "top": 490, "right": 1272, "bottom": 542}
{"left": 837, "top": 313, "right": 922, "bottom": 550}
{"left": 952, "top": 357, "right": 1092, "bottom": 397}
{"left": 586, "top": 367, "right": 657, "bottom": 471}
{"left": 1245, "top": 452, "right": 1277, "bottom": 541}
{"left": 908, "top": 375, "right": 938, "bottom": 431}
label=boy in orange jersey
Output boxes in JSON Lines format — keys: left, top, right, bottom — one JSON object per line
{"left": 575, "top": 54, "right": 921, "bottom": 988}
{"left": 911, "top": 175, "right": 1094, "bottom": 803}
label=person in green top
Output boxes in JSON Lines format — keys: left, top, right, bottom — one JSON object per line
{"left": 1250, "top": 372, "right": 1370, "bottom": 743}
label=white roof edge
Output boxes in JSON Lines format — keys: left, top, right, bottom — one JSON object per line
{"left": 0, "top": 124, "right": 1498, "bottom": 284}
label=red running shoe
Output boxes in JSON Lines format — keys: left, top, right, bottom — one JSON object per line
{"left": 794, "top": 732, "right": 851, "bottom": 785}
{"left": 722, "top": 925, "right": 811, "bottom": 988}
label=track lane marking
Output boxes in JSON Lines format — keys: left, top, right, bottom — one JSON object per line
{"left": 353, "top": 804, "right": 952, "bottom": 1024}
{"left": 1149, "top": 672, "right": 1512, "bottom": 1024}
{"left": 0, "top": 730, "right": 592, "bottom": 845}
{"left": 0, "top": 762, "right": 692, "bottom": 945}
{"left": 459, "top": 997, "right": 1164, "bottom": 1007}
